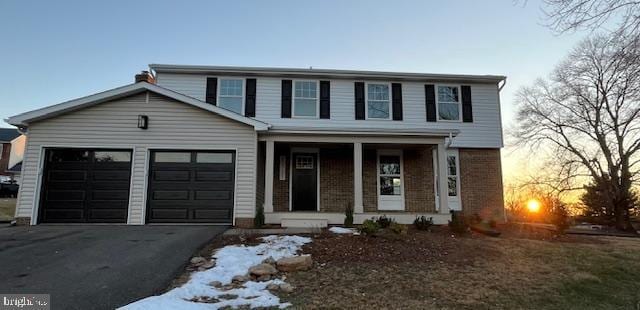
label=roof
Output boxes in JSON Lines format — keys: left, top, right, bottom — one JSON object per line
{"left": 5, "top": 82, "right": 270, "bottom": 131}
{"left": 7, "top": 161, "right": 21, "bottom": 173}
{"left": 0, "top": 128, "right": 20, "bottom": 142}
{"left": 150, "top": 64, "right": 506, "bottom": 84}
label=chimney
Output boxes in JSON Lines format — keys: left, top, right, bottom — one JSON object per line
{"left": 135, "top": 70, "right": 155, "bottom": 84}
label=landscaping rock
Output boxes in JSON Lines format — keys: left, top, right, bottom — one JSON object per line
{"left": 201, "top": 260, "right": 215, "bottom": 269}
{"left": 209, "top": 281, "right": 222, "bottom": 288}
{"left": 266, "top": 283, "right": 280, "bottom": 291}
{"left": 257, "top": 274, "right": 272, "bottom": 282}
{"left": 262, "top": 256, "right": 276, "bottom": 265}
{"left": 232, "top": 275, "right": 249, "bottom": 283}
{"left": 279, "top": 283, "right": 295, "bottom": 293}
{"left": 190, "top": 256, "right": 207, "bottom": 266}
{"left": 249, "top": 263, "right": 278, "bottom": 276}
{"left": 276, "top": 255, "right": 313, "bottom": 272}
{"left": 218, "top": 294, "right": 238, "bottom": 300}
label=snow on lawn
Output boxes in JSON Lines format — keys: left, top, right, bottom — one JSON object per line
{"left": 329, "top": 227, "right": 359, "bottom": 235}
{"left": 120, "top": 235, "right": 312, "bottom": 310}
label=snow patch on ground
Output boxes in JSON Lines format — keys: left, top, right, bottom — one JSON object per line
{"left": 329, "top": 227, "right": 359, "bottom": 235}
{"left": 119, "top": 235, "right": 312, "bottom": 310}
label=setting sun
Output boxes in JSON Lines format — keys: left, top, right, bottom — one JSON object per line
{"left": 527, "top": 199, "right": 541, "bottom": 213}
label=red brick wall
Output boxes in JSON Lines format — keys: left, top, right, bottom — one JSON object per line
{"left": 403, "top": 146, "right": 436, "bottom": 212}
{"left": 273, "top": 145, "right": 290, "bottom": 212}
{"left": 319, "top": 148, "right": 353, "bottom": 213}
{"left": 459, "top": 148, "right": 505, "bottom": 221}
{"left": 363, "top": 149, "right": 378, "bottom": 212}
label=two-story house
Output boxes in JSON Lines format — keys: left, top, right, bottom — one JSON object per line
{"left": 0, "top": 128, "right": 21, "bottom": 181}
{"left": 6, "top": 65, "right": 505, "bottom": 227}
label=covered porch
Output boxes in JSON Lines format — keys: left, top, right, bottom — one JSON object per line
{"left": 257, "top": 130, "right": 458, "bottom": 227}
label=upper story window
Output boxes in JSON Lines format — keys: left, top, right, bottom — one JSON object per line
{"left": 437, "top": 86, "right": 461, "bottom": 121}
{"left": 366, "top": 83, "right": 391, "bottom": 119}
{"left": 293, "top": 81, "right": 318, "bottom": 118}
{"left": 218, "top": 79, "right": 244, "bottom": 114}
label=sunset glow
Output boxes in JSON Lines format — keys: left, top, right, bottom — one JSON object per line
{"left": 527, "top": 199, "right": 541, "bottom": 213}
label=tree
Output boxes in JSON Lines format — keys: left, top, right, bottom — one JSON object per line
{"left": 542, "top": 0, "right": 640, "bottom": 34}
{"left": 515, "top": 32, "right": 640, "bottom": 231}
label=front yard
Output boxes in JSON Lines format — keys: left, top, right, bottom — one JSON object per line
{"left": 0, "top": 198, "right": 16, "bottom": 221}
{"left": 283, "top": 226, "right": 640, "bottom": 309}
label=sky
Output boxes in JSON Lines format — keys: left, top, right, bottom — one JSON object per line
{"left": 0, "top": 0, "right": 587, "bottom": 181}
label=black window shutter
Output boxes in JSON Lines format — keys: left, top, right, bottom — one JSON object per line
{"left": 245, "top": 79, "right": 256, "bottom": 117}
{"left": 354, "top": 82, "right": 365, "bottom": 120}
{"left": 425, "top": 84, "right": 436, "bottom": 122}
{"left": 206, "top": 77, "right": 217, "bottom": 105}
{"left": 320, "top": 80, "right": 330, "bottom": 119}
{"left": 281, "top": 80, "right": 292, "bottom": 118}
{"left": 461, "top": 85, "right": 473, "bottom": 122}
{"left": 392, "top": 83, "right": 403, "bottom": 120}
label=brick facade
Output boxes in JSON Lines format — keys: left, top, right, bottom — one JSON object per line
{"left": 403, "top": 146, "right": 436, "bottom": 213}
{"left": 363, "top": 149, "right": 378, "bottom": 212}
{"left": 319, "top": 148, "right": 353, "bottom": 212}
{"left": 234, "top": 217, "right": 254, "bottom": 228}
{"left": 273, "top": 144, "right": 290, "bottom": 212}
{"left": 459, "top": 148, "right": 505, "bottom": 221}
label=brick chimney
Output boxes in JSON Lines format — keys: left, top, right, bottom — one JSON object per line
{"left": 135, "top": 70, "right": 155, "bottom": 84}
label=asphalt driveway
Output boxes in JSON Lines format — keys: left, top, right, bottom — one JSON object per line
{"left": 0, "top": 225, "right": 227, "bottom": 310}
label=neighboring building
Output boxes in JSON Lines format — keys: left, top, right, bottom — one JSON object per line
{"left": 7, "top": 134, "right": 26, "bottom": 184}
{"left": 0, "top": 128, "right": 21, "bottom": 181}
{"left": 6, "top": 66, "right": 506, "bottom": 227}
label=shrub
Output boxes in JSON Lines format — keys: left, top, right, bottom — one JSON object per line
{"left": 389, "top": 222, "right": 408, "bottom": 235}
{"left": 375, "top": 215, "right": 394, "bottom": 228}
{"left": 551, "top": 204, "right": 572, "bottom": 234}
{"left": 449, "top": 211, "right": 469, "bottom": 234}
{"left": 413, "top": 216, "right": 434, "bottom": 231}
{"left": 344, "top": 203, "right": 354, "bottom": 227}
{"left": 359, "top": 219, "right": 380, "bottom": 235}
{"left": 254, "top": 206, "right": 265, "bottom": 228}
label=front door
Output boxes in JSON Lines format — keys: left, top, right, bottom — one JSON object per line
{"left": 291, "top": 152, "right": 317, "bottom": 211}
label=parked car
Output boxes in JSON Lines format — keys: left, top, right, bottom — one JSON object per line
{"left": 0, "top": 181, "right": 19, "bottom": 198}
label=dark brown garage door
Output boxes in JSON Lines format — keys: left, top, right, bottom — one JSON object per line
{"left": 39, "top": 148, "right": 132, "bottom": 223}
{"left": 147, "top": 150, "right": 235, "bottom": 223}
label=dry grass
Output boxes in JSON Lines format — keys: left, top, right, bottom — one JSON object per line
{"left": 282, "top": 229, "right": 640, "bottom": 309}
{"left": 0, "top": 198, "right": 16, "bottom": 221}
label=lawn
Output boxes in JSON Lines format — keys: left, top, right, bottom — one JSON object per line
{"left": 278, "top": 226, "right": 640, "bottom": 310}
{"left": 0, "top": 198, "right": 16, "bottom": 221}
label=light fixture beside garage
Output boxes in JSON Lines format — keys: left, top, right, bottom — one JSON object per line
{"left": 138, "top": 115, "right": 148, "bottom": 129}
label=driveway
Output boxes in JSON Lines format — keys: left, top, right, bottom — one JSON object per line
{"left": 0, "top": 225, "right": 227, "bottom": 310}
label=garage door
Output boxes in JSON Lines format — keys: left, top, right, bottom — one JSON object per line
{"left": 39, "top": 148, "right": 132, "bottom": 223}
{"left": 147, "top": 150, "right": 235, "bottom": 223}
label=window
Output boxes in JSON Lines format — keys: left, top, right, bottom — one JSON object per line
{"left": 155, "top": 152, "right": 191, "bottom": 163}
{"left": 379, "top": 155, "right": 401, "bottom": 195}
{"left": 293, "top": 81, "right": 318, "bottom": 117}
{"left": 196, "top": 152, "right": 233, "bottom": 163}
{"left": 49, "top": 149, "right": 89, "bottom": 162}
{"left": 437, "top": 86, "right": 461, "bottom": 121}
{"left": 279, "top": 155, "right": 287, "bottom": 180}
{"left": 447, "top": 154, "right": 458, "bottom": 196}
{"left": 218, "top": 79, "right": 244, "bottom": 114}
{"left": 95, "top": 151, "right": 131, "bottom": 162}
{"left": 367, "top": 83, "right": 391, "bottom": 119}
{"left": 295, "top": 155, "right": 314, "bottom": 169}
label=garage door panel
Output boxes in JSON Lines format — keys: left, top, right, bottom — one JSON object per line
{"left": 39, "top": 148, "right": 131, "bottom": 223}
{"left": 194, "top": 190, "right": 232, "bottom": 200}
{"left": 93, "top": 170, "right": 131, "bottom": 181}
{"left": 147, "top": 150, "right": 235, "bottom": 223}
{"left": 195, "top": 171, "right": 233, "bottom": 182}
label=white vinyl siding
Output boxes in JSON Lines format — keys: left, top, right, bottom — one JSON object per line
{"left": 15, "top": 92, "right": 257, "bottom": 224}
{"left": 156, "top": 73, "right": 504, "bottom": 148}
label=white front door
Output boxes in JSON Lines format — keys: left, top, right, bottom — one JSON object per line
{"left": 433, "top": 148, "right": 462, "bottom": 211}
{"left": 377, "top": 150, "right": 404, "bottom": 210}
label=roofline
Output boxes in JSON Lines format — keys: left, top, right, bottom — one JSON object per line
{"left": 264, "top": 126, "right": 460, "bottom": 137}
{"left": 149, "top": 64, "right": 506, "bottom": 83}
{"left": 5, "top": 82, "right": 270, "bottom": 131}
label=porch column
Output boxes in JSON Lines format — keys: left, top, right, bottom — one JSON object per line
{"left": 264, "top": 139, "right": 274, "bottom": 213}
{"left": 437, "top": 142, "right": 450, "bottom": 214}
{"left": 353, "top": 142, "right": 364, "bottom": 214}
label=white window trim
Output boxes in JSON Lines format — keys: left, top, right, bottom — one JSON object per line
{"left": 216, "top": 77, "right": 245, "bottom": 115}
{"left": 292, "top": 79, "right": 320, "bottom": 119}
{"left": 435, "top": 84, "right": 462, "bottom": 122}
{"left": 376, "top": 149, "right": 405, "bottom": 211}
{"left": 365, "top": 82, "right": 393, "bottom": 120}
{"left": 446, "top": 149, "right": 462, "bottom": 211}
